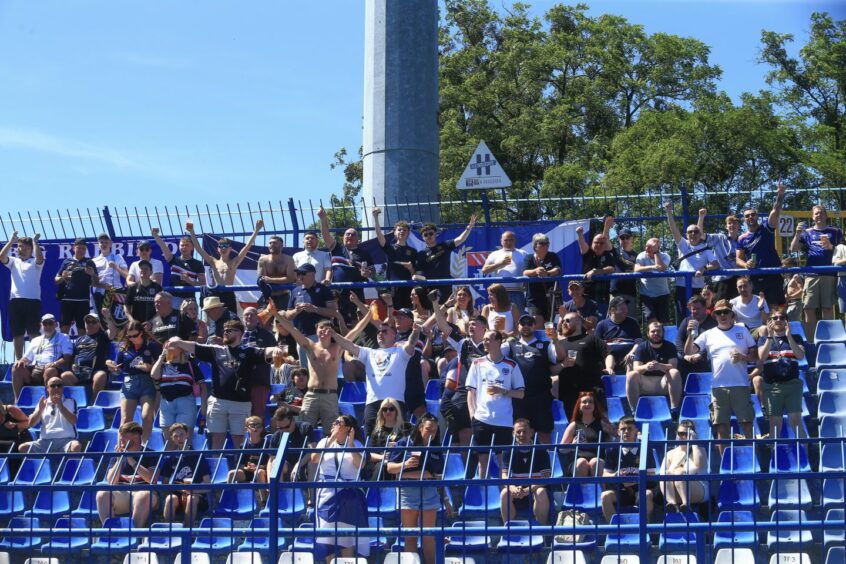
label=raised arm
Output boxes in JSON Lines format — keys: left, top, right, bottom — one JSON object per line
{"left": 344, "top": 309, "right": 374, "bottom": 343}
{"left": 233, "top": 219, "right": 264, "bottom": 268}
{"left": 317, "top": 205, "right": 336, "bottom": 251}
{"left": 575, "top": 225, "right": 589, "bottom": 255}
{"left": 429, "top": 294, "right": 454, "bottom": 340}
{"left": 330, "top": 328, "right": 361, "bottom": 358}
{"left": 185, "top": 225, "right": 215, "bottom": 264}
{"left": 664, "top": 201, "right": 682, "bottom": 244}
{"left": 453, "top": 214, "right": 477, "bottom": 246}
{"left": 402, "top": 324, "right": 422, "bottom": 357}
{"left": 697, "top": 208, "right": 707, "bottom": 235}
{"left": 0, "top": 231, "right": 16, "bottom": 264}
{"left": 372, "top": 208, "right": 386, "bottom": 248}
{"left": 273, "top": 313, "right": 316, "bottom": 351}
{"left": 790, "top": 221, "right": 804, "bottom": 254}
{"left": 769, "top": 182, "right": 785, "bottom": 227}
{"left": 151, "top": 227, "right": 174, "bottom": 261}
{"left": 33, "top": 233, "right": 43, "bottom": 265}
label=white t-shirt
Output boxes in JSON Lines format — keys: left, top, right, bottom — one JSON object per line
{"left": 694, "top": 324, "right": 755, "bottom": 388}
{"left": 40, "top": 397, "right": 78, "bottom": 439}
{"left": 465, "top": 356, "right": 525, "bottom": 427}
{"left": 293, "top": 249, "right": 332, "bottom": 279}
{"left": 92, "top": 253, "right": 127, "bottom": 295}
{"left": 834, "top": 244, "right": 846, "bottom": 279}
{"left": 24, "top": 332, "right": 74, "bottom": 366}
{"left": 127, "top": 258, "right": 164, "bottom": 282}
{"left": 3, "top": 256, "right": 44, "bottom": 300}
{"left": 730, "top": 296, "right": 769, "bottom": 330}
{"left": 484, "top": 249, "right": 528, "bottom": 291}
{"left": 675, "top": 240, "right": 716, "bottom": 289}
{"left": 635, "top": 251, "right": 671, "bottom": 297}
{"left": 358, "top": 345, "right": 413, "bottom": 404}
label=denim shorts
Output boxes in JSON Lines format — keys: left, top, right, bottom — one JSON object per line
{"left": 398, "top": 484, "right": 441, "bottom": 511}
{"left": 121, "top": 374, "right": 157, "bottom": 401}
{"left": 159, "top": 395, "right": 197, "bottom": 428}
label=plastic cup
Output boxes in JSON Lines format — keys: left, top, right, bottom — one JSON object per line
{"left": 495, "top": 316, "right": 506, "bottom": 332}
{"left": 568, "top": 350, "right": 578, "bottom": 360}
{"left": 185, "top": 220, "right": 193, "bottom": 231}
{"left": 545, "top": 322, "right": 555, "bottom": 339}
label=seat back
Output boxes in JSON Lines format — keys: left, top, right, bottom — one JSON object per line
{"left": 815, "top": 320, "right": 846, "bottom": 343}
{"left": 815, "top": 342, "right": 846, "bottom": 368}
{"left": 720, "top": 446, "right": 759, "bottom": 474}
{"left": 684, "top": 372, "right": 713, "bottom": 395}
{"left": 818, "top": 369, "right": 846, "bottom": 392}
{"left": 819, "top": 390, "right": 846, "bottom": 417}
{"left": 714, "top": 549, "right": 754, "bottom": 564}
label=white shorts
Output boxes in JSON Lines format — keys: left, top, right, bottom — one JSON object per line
{"left": 206, "top": 396, "right": 251, "bottom": 435}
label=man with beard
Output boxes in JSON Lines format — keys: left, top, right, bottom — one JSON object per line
{"left": 626, "top": 321, "right": 682, "bottom": 418}
{"left": 60, "top": 313, "right": 111, "bottom": 397}
{"left": 151, "top": 227, "right": 206, "bottom": 308}
{"left": 699, "top": 208, "right": 742, "bottom": 301}
{"left": 166, "top": 319, "right": 283, "bottom": 450}
{"left": 331, "top": 320, "right": 421, "bottom": 435}
{"left": 55, "top": 237, "right": 99, "bottom": 335}
{"left": 292, "top": 232, "right": 331, "bottom": 285}
{"left": 258, "top": 234, "right": 298, "bottom": 310}
{"left": 559, "top": 280, "right": 599, "bottom": 333}
{"left": 666, "top": 202, "right": 719, "bottom": 320}
{"left": 431, "top": 305, "right": 488, "bottom": 446}
{"left": 736, "top": 182, "right": 787, "bottom": 308}
{"left": 610, "top": 226, "right": 638, "bottom": 311}
{"left": 319, "top": 205, "right": 374, "bottom": 328}
{"left": 0, "top": 232, "right": 44, "bottom": 360}
{"left": 595, "top": 297, "right": 642, "bottom": 375}
{"left": 501, "top": 314, "right": 560, "bottom": 444}
{"left": 372, "top": 207, "right": 419, "bottom": 309}
{"left": 554, "top": 312, "right": 609, "bottom": 417}
{"left": 676, "top": 295, "right": 717, "bottom": 377}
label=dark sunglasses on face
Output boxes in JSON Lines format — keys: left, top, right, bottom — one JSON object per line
{"left": 687, "top": 230, "right": 700, "bottom": 235}
{"left": 332, "top": 419, "right": 346, "bottom": 427}
{"left": 562, "top": 318, "right": 578, "bottom": 324}
{"left": 715, "top": 310, "right": 732, "bottom": 316}
{"left": 126, "top": 333, "right": 142, "bottom": 339}
{"left": 518, "top": 320, "right": 534, "bottom": 326}
{"left": 744, "top": 212, "right": 757, "bottom": 218}
{"left": 422, "top": 231, "right": 435, "bottom": 237}
{"left": 246, "top": 423, "right": 262, "bottom": 429}
{"left": 48, "top": 383, "right": 64, "bottom": 389}
{"left": 41, "top": 321, "right": 55, "bottom": 326}
{"left": 771, "top": 315, "right": 787, "bottom": 320}
{"left": 619, "top": 235, "right": 632, "bottom": 240}
{"left": 381, "top": 406, "right": 396, "bottom": 413}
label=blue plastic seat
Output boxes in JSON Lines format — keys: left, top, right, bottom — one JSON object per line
{"left": 658, "top": 512, "right": 699, "bottom": 551}
{"left": 137, "top": 523, "right": 186, "bottom": 553}
{"left": 713, "top": 511, "right": 757, "bottom": 549}
{"left": 815, "top": 320, "right": 846, "bottom": 343}
{"left": 191, "top": 430, "right": 208, "bottom": 450}
{"left": 720, "top": 446, "right": 760, "bottom": 474}
{"left": 41, "top": 517, "right": 91, "bottom": 553}
{"left": 71, "top": 490, "right": 98, "bottom": 520}
{"left": 445, "top": 521, "right": 491, "bottom": 554}
{"left": 549, "top": 450, "right": 564, "bottom": 479}
{"left": 822, "top": 478, "right": 845, "bottom": 509}
{"left": 0, "top": 517, "right": 41, "bottom": 549}
{"left": 426, "top": 398, "right": 441, "bottom": 417}
{"left": 604, "top": 513, "right": 640, "bottom": 551}
{"left": 815, "top": 342, "right": 846, "bottom": 368}
{"left": 146, "top": 429, "right": 166, "bottom": 450}
{"left": 76, "top": 407, "right": 106, "bottom": 436}
{"left": 766, "top": 510, "right": 813, "bottom": 551}
{"left": 689, "top": 418, "right": 712, "bottom": 440}
{"left": 717, "top": 479, "right": 760, "bottom": 510}
{"left": 28, "top": 490, "right": 72, "bottom": 517}
{"left": 789, "top": 321, "right": 808, "bottom": 342}
{"left": 680, "top": 395, "right": 711, "bottom": 421}
{"left": 93, "top": 390, "right": 122, "bottom": 415}
{"left": 819, "top": 390, "right": 846, "bottom": 418}
{"left": 339, "top": 381, "right": 366, "bottom": 404}
{"left": 827, "top": 547, "right": 846, "bottom": 564}
{"left": 237, "top": 518, "right": 285, "bottom": 552}
{"left": 562, "top": 483, "right": 603, "bottom": 515}
{"left": 552, "top": 400, "right": 569, "bottom": 422}
{"left": 111, "top": 405, "right": 143, "bottom": 428}
{"left": 606, "top": 397, "right": 626, "bottom": 422}
{"left": 289, "top": 523, "right": 315, "bottom": 552}
{"left": 819, "top": 415, "right": 846, "bottom": 438}
{"left": 366, "top": 487, "right": 397, "bottom": 515}
{"left": 768, "top": 478, "right": 812, "bottom": 510}
{"left": 818, "top": 369, "right": 846, "bottom": 392}
{"left": 770, "top": 444, "right": 811, "bottom": 473}
{"left": 684, "top": 372, "right": 713, "bottom": 395}
{"left": 208, "top": 456, "right": 231, "bottom": 484}
{"left": 191, "top": 517, "right": 237, "bottom": 553}
{"left": 215, "top": 488, "right": 259, "bottom": 519}
{"left": 91, "top": 516, "right": 140, "bottom": 553}
{"left": 337, "top": 401, "right": 357, "bottom": 418}
{"left": 459, "top": 484, "right": 501, "bottom": 518}
{"left": 17, "top": 386, "right": 46, "bottom": 411}
{"left": 87, "top": 429, "right": 118, "bottom": 453}
{"left": 824, "top": 509, "right": 845, "bottom": 551}
{"left": 772, "top": 416, "right": 811, "bottom": 440}
{"left": 602, "top": 375, "right": 627, "bottom": 399}
{"left": 14, "top": 458, "right": 53, "bottom": 485}
{"left": 63, "top": 385, "right": 88, "bottom": 408}
{"left": 496, "top": 520, "right": 545, "bottom": 553}
{"left": 663, "top": 324, "right": 678, "bottom": 344}
{"left": 821, "top": 443, "right": 846, "bottom": 472}
{"left": 443, "top": 452, "right": 470, "bottom": 481}
{"left": 425, "top": 378, "right": 441, "bottom": 401}
{"left": 258, "top": 487, "right": 305, "bottom": 519}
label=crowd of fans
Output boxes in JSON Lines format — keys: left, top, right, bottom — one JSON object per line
{"left": 0, "top": 187, "right": 842, "bottom": 563}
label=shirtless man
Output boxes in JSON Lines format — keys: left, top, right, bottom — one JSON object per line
{"left": 257, "top": 235, "right": 297, "bottom": 310}
{"left": 187, "top": 219, "right": 263, "bottom": 313}
{"left": 274, "top": 312, "right": 372, "bottom": 432}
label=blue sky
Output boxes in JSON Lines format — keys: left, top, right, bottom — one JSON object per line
{"left": 0, "top": 0, "right": 842, "bottom": 232}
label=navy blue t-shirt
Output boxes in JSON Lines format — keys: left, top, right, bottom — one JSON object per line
{"left": 57, "top": 257, "right": 97, "bottom": 301}
{"left": 737, "top": 218, "right": 780, "bottom": 268}
{"left": 633, "top": 340, "right": 678, "bottom": 376}
{"left": 288, "top": 283, "right": 334, "bottom": 336}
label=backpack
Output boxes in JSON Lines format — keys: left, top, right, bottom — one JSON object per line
{"left": 555, "top": 509, "right": 592, "bottom": 544}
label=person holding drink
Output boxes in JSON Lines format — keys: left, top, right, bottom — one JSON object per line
{"left": 242, "top": 306, "right": 279, "bottom": 418}
{"left": 482, "top": 231, "right": 529, "bottom": 313}
{"left": 151, "top": 340, "right": 205, "bottom": 446}
{"left": 482, "top": 283, "right": 521, "bottom": 338}
{"left": 107, "top": 320, "right": 161, "bottom": 441}
{"left": 736, "top": 182, "right": 787, "bottom": 308}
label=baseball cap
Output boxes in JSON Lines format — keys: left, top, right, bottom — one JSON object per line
{"left": 395, "top": 308, "right": 414, "bottom": 318}
{"left": 137, "top": 240, "right": 152, "bottom": 250}
{"left": 618, "top": 228, "right": 633, "bottom": 237}
{"left": 518, "top": 313, "right": 535, "bottom": 324}
{"left": 73, "top": 237, "right": 87, "bottom": 246}
{"left": 567, "top": 280, "right": 584, "bottom": 288}
{"left": 41, "top": 313, "right": 56, "bottom": 322}
{"left": 84, "top": 313, "right": 100, "bottom": 322}
{"left": 294, "top": 263, "right": 316, "bottom": 274}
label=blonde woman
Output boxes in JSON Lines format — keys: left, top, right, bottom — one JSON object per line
{"left": 180, "top": 299, "right": 208, "bottom": 343}
{"left": 368, "top": 397, "right": 413, "bottom": 479}
{"left": 659, "top": 419, "right": 709, "bottom": 513}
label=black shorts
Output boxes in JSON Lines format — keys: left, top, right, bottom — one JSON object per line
{"left": 641, "top": 295, "right": 671, "bottom": 324}
{"left": 752, "top": 275, "right": 785, "bottom": 306}
{"left": 513, "top": 392, "right": 554, "bottom": 434}
{"left": 441, "top": 398, "right": 472, "bottom": 435}
{"left": 471, "top": 419, "right": 513, "bottom": 452}
{"left": 616, "top": 485, "right": 638, "bottom": 507}
{"left": 60, "top": 300, "right": 90, "bottom": 329}
{"left": 9, "top": 298, "right": 41, "bottom": 338}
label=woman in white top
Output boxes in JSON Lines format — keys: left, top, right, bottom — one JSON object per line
{"left": 446, "top": 286, "right": 478, "bottom": 336}
{"left": 310, "top": 414, "right": 370, "bottom": 562}
{"left": 659, "top": 419, "right": 709, "bottom": 513}
{"left": 482, "top": 283, "right": 520, "bottom": 338}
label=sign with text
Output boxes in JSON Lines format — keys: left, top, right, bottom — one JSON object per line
{"left": 456, "top": 141, "right": 512, "bottom": 190}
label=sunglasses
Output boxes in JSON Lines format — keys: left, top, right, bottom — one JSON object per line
{"left": 686, "top": 230, "right": 700, "bottom": 235}
{"left": 218, "top": 244, "right": 230, "bottom": 250}
{"left": 562, "top": 318, "right": 578, "bottom": 324}
{"left": 331, "top": 419, "right": 346, "bottom": 427}
{"left": 246, "top": 423, "right": 262, "bottom": 429}
{"left": 126, "top": 333, "right": 142, "bottom": 339}
{"left": 48, "top": 383, "right": 64, "bottom": 389}
{"left": 676, "top": 430, "right": 689, "bottom": 437}
{"left": 422, "top": 231, "right": 435, "bottom": 237}
{"left": 744, "top": 212, "right": 758, "bottom": 218}
{"left": 715, "top": 310, "right": 732, "bottom": 316}
{"left": 771, "top": 315, "right": 787, "bottom": 321}
{"left": 518, "top": 319, "right": 534, "bottom": 326}
{"left": 84, "top": 319, "right": 100, "bottom": 324}
{"left": 536, "top": 241, "right": 550, "bottom": 246}
{"left": 381, "top": 406, "right": 396, "bottom": 413}
{"left": 618, "top": 235, "right": 632, "bottom": 240}
{"left": 41, "top": 321, "right": 56, "bottom": 326}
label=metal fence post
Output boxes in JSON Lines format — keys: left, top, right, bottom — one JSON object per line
{"left": 268, "top": 431, "right": 290, "bottom": 564}
{"left": 638, "top": 422, "right": 650, "bottom": 564}
{"left": 286, "top": 198, "right": 300, "bottom": 248}
{"left": 102, "top": 206, "right": 117, "bottom": 240}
